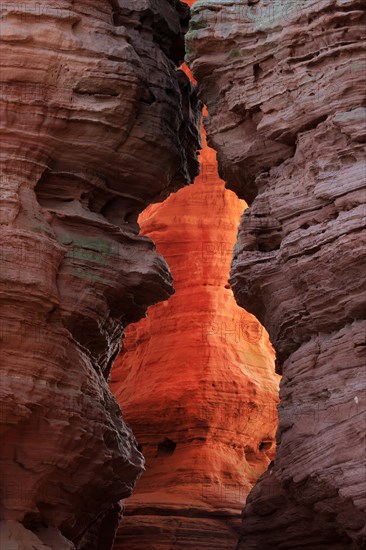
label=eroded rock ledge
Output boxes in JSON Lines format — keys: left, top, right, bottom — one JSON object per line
{"left": 187, "top": 1, "right": 366, "bottom": 548}
{"left": 0, "top": 1, "right": 200, "bottom": 549}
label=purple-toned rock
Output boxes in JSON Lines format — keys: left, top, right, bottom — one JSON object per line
{"left": 0, "top": 1, "right": 200, "bottom": 548}
{"left": 187, "top": 1, "right": 366, "bottom": 547}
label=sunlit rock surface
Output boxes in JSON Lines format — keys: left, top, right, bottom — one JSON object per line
{"left": 0, "top": 1, "right": 200, "bottom": 548}
{"left": 187, "top": 0, "right": 366, "bottom": 548}
{"left": 111, "top": 106, "right": 279, "bottom": 548}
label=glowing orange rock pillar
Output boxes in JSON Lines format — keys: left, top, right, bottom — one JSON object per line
{"left": 110, "top": 99, "right": 280, "bottom": 548}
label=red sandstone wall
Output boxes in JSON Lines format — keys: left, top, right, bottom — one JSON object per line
{"left": 187, "top": 0, "right": 366, "bottom": 547}
{"left": 0, "top": 1, "right": 201, "bottom": 548}
{"left": 111, "top": 107, "right": 280, "bottom": 548}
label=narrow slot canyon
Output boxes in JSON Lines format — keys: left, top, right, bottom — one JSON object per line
{"left": 0, "top": 1, "right": 365, "bottom": 550}
{"left": 110, "top": 98, "right": 279, "bottom": 548}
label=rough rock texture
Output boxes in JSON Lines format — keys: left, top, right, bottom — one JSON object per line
{"left": 187, "top": 1, "right": 366, "bottom": 548}
{"left": 111, "top": 104, "right": 279, "bottom": 548}
{"left": 0, "top": 1, "right": 200, "bottom": 549}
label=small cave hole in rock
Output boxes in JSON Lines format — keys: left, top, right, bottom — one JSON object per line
{"left": 253, "top": 63, "right": 263, "bottom": 80}
{"left": 157, "top": 438, "right": 176, "bottom": 456}
{"left": 259, "top": 440, "right": 273, "bottom": 452}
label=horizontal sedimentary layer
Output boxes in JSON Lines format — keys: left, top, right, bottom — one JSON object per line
{"left": 188, "top": 1, "right": 366, "bottom": 548}
{"left": 0, "top": 1, "right": 201, "bottom": 549}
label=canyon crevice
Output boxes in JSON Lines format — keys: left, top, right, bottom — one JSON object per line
{"left": 111, "top": 100, "right": 279, "bottom": 548}
{"left": 0, "top": 2, "right": 201, "bottom": 549}
{"left": 1, "top": 0, "right": 365, "bottom": 549}
{"left": 187, "top": 1, "right": 366, "bottom": 548}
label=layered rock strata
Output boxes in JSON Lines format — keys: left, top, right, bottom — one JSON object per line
{"left": 187, "top": 1, "right": 366, "bottom": 548}
{"left": 111, "top": 109, "right": 279, "bottom": 548}
{"left": 0, "top": 1, "right": 200, "bottom": 548}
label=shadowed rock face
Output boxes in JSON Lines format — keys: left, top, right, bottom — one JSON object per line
{"left": 111, "top": 107, "right": 279, "bottom": 549}
{"left": 0, "top": 1, "right": 200, "bottom": 548}
{"left": 187, "top": 1, "right": 366, "bottom": 548}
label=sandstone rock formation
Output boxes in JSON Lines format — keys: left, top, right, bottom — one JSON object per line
{"left": 111, "top": 102, "right": 279, "bottom": 548}
{"left": 0, "top": 1, "right": 201, "bottom": 548}
{"left": 187, "top": 1, "right": 366, "bottom": 548}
